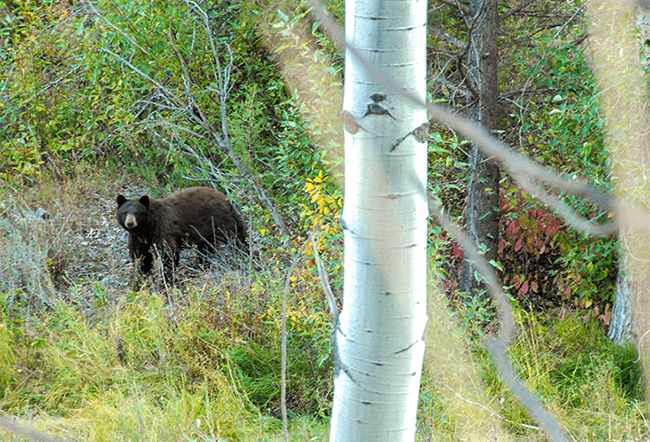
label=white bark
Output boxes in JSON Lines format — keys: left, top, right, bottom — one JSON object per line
{"left": 329, "top": 0, "right": 428, "bottom": 439}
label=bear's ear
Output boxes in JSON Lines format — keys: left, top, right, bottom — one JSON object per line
{"left": 116, "top": 195, "right": 127, "bottom": 207}
{"left": 139, "top": 195, "right": 150, "bottom": 208}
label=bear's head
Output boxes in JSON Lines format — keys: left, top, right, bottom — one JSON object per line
{"left": 116, "top": 195, "right": 150, "bottom": 232}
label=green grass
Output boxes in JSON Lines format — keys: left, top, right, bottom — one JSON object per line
{"left": 0, "top": 282, "right": 330, "bottom": 441}
{"left": 419, "top": 295, "right": 648, "bottom": 441}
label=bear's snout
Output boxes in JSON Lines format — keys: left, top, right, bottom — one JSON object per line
{"left": 124, "top": 214, "right": 138, "bottom": 229}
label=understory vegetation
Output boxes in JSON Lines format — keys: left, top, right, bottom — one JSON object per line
{"left": 0, "top": 0, "right": 648, "bottom": 440}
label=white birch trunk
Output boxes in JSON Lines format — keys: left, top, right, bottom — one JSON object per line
{"left": 329, "top": 0, "right": 428, "bottom": 439}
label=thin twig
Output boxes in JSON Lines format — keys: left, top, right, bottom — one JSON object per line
{"left": 552, "top": 5, "right": 584, "bottom": 41}
{"left": 515, "top": 175, "right": 617, "bottom": 237}
{"left": 428, "top": 24, "right": 465, "bottom": 49}
{"left": 436, "top": 0, "right": 471, "bottom": 15}
{"left": 85, "top": 0, "right": 150, "bottom": 55}
{"left": 500, "top": 0, "right": 538, "bottom": 21}
{"left": 101, "top": 4, "right": 291, "bottom": 243}
{"left": 308, "top": 231, "right": 339, "bottom": 320}
{"left": 441, "top": 383, "right": 541, "bottom": 431}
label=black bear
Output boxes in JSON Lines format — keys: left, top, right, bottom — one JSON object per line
{"left": 116, "top": 187, "right": 247, "bottom": 283}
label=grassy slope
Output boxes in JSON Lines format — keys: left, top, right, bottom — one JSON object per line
{"left": 0, "top": 169, "right": 647, "bottom": 441}
{"left": 0, "top": 169, "right": 332, "bottom": 441}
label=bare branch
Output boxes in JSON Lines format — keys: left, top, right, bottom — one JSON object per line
{"left": 431, "top": 74, "right": 473, "bottom": 102}
{"left": 281, "top": 241, "right": 310, "bottom": 442}
{"left": 436, "top": 0, "right": 470, "bottom": 15}
{"left": 516, "top": 175, "right": 617, "bottom": 237}
{"left": 441, "top": 383, "right": 541, "bottom": 431}
{"left": 485, "top": 338, "right": 571, "bottom": 442}
{"left": 102, "top": 3, "right": 291, "bottom": 241}
{"left": 499, "top": 0, "right": 538, "bottom": 22}
{"left": 183, "top": 0, "right": 235, "bottom": 146}
{"left": 551, "top": 4, "right": 585, "bottom": 41}
{"left": 429, "top": 200, "right": 571, "bottom": 442}
{"left": 428, "top": 24, "right": 465, "bottom": 49}
{"left": 99, "top": 48, "right": 185, "bottom": 108}
{"left": 85, "top": 0, "right": 150, "bottom": 55}
{"left": 454, "top": 2, "right": 486, "bottom": 99}
{"left": 499, "top": 86, "right": 560, "bottom": 100}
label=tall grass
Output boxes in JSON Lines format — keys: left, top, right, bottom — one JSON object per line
{"left": 0, "top": 285, "right": 330, "bottom": 441}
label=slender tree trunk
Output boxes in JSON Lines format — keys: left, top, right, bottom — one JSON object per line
{"left": 459, "top": 0, "right": 500, "bottom": 296}
{"left": 329, "top": 0, "right": 429, "bottom": 439}
{"left": 607, "top": 234, "right": 633, "bottom": 343}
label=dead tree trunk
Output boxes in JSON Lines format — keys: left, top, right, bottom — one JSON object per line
{"left": 459, "top": 0, "right": 500, "bottom": 297}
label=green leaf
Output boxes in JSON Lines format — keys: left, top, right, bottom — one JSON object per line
{"left": 489, "top": 259, "right": 504, "bottom": 272}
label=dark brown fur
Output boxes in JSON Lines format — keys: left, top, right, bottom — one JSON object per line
{"left": 116, "top": 187, "right": 247, "bottom": 283}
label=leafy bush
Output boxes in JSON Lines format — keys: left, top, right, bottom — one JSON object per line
{"left": 498, "top": 185, "right": 617, "bottom": 321}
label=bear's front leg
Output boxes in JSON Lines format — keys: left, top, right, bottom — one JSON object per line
{"left": 129, "top": 235, "right": 153, "bottom": 275}
{"left": 156, "top": 242, "right": 180, "bottom": 286}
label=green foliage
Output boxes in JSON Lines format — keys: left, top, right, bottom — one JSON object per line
{"left": 509, "top": 42, "right": 611, "bottom": 184}
{"left": 427, "top": 130, "right": 471, "bottom": 217}
{"left": 1, "top": 0, "right": 347, "bottom": 263}
{"left": 450, "top": 290, "right": 497, "bottom": 337}
{"left": 205, "top": 273, "right": 334, "bottom": 418}
{"left": 0, "top": 137, "right": 43, "bottom": 182}
{"left": 500, "top": 37, "right": 618, "bottom": 319}
{"left": 2, "top": 0, "right": 646, "bottom": 439}
{"left": 427, "top": 5, "right": 618, "bottom": 319}
{"left": 0, "top": 0, "right": 142, "bottom": 177}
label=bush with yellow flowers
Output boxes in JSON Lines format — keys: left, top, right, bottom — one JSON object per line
{"left": 299, "top": 171, "right": 343, "bottom": 253}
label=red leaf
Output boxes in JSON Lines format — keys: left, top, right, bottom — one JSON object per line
{"left": 514, "top": 237, "right": 523, "bottom": 252}
{"left": 520, "top": 280, "right": 529, "bottom": 294}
